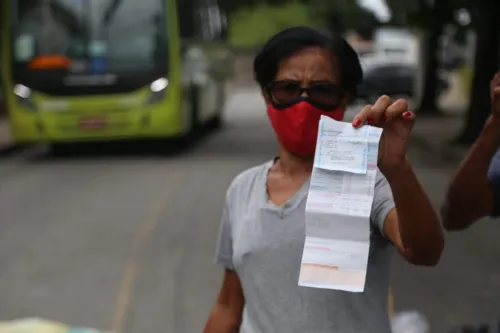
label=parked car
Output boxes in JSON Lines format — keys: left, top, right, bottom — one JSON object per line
{"left": 357, "top": 63, "right": 416, "bottom": 102}
{"left": 356, "top": 63, "right": 449, "bottom": 103}
{"left": 440, "top": 49, "right": 466, "bottom": 71}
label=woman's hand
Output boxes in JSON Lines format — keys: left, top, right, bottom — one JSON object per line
{"left": 352, "top": 96, "right": 415, "bottom": 178}
{"left": 353, "top": 96, "right": 443, "bottom": 265}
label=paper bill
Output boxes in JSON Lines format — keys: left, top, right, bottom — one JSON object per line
{"left": 299, "top": 237, "right": 370, "bottom": 292}
{"left": 299, "top": 115, "right": 383, "bottom": 292}
{"left": 314, "top": 116, "right": 382, "bottom": 174}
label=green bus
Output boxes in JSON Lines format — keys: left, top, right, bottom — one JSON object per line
{"left": 0, "top": 0, "right": 232, "bottom": 149}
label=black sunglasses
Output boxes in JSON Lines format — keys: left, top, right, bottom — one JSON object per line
{"left": 267, "top": 80, "right": 345, "bottom": 111}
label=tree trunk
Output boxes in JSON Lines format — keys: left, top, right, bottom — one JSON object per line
{"left": 417, "top": 27, "right": 443, "bottom": 115}
{"left": 417, "top": 0, "right": 453, "bottom": 115}
{"left": 454, "top": 3, "right": 499, "bottom": 145}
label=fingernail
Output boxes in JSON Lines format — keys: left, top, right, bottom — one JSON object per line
{"left": 381, "top": 115, "right": 387, "bottom": 122}
{"left": 403, "top": 112, "right": 412, "bottom": 118}
{"left": 353, "top": 119, "right": 361, "bottom": 127}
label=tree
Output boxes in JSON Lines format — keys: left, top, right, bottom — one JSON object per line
{"left": 307, "top": 0, "right": 380, "bottom": 37}
{"left": 384, "top": 0, "right": 459, "bottom": 115}
{"left": 454, "top": 0, "right": 500, "bottom": 145}
{"left": 417, "top": 0, "right": 456, "bottom": 115}
{"left": 350, "top": 6, "right": 380, "bottom": 40}
{"left": 220, "top": 0, "right": 379, "bottom": 39}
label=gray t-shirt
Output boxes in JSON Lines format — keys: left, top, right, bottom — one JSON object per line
{"left": 215, "top": 159, "right": 395, "bottom": 333}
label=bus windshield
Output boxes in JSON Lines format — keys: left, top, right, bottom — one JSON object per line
{"left": 10, "top": 0, "right": 168, "bottom": 94}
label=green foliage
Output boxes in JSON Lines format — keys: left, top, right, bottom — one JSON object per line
{"left": 228, "top": 1, "right": 319, "bottom": 49}
{"left": 225, "top": 0, "right": 381, "bottom": 49}
{"left": 308, "top": 0, "right": 379, "bottom": 35}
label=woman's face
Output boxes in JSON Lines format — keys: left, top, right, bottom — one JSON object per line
{"left": 265, "top": 47, "right": 347, "bottom": 108}
{"left": 264, "top": 46, "right": 349, "bottom": 157}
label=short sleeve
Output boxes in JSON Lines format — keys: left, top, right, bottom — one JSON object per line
{"left": 487, "top": 150, "right": 500, "bottom": 217}
{"left": 371, "top": 171, "right": 395, "bottom": 237}
{"left": 214, "top": 191, "right": 235, "bottom": 270}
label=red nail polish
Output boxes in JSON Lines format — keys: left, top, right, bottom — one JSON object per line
{"left": 353, "top": 119, "right": 361, "bottom": 127}
{"left": 381, "top": 115, "right": 387, "bottom": 121}
{"left": 403, "top": 112, "right": 412, "bottom": 118}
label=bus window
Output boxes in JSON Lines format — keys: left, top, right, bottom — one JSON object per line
{"left": 11, "top": 0, "right": 169, "bottom": 95}
{"left": 14, "top": 0, "right": 167, "bottom": 71}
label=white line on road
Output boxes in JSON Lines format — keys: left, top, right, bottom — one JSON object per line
{"left": 110, "top": 173, "right": 184, "bottom": 333}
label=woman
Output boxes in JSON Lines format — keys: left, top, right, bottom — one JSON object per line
{"left": 204, "top": 27, "right": 444, "bottom": 333}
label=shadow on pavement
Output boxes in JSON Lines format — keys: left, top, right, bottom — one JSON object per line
{"left": 23, "top": 117, "right": 278, "bottom": 163}
{"left": 28, "top": 128, "right": 216, "bottom": 162}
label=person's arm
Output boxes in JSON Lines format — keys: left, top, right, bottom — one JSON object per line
{"left": 441, "top": 73, "right": 500, "bottom": 230}
{"left": 375, "top": 160, "right": 444, "bottom": 266}
{"left": 441, "top": 116, "right": 500, "bottom": 230}
{"left": 204, "top": 189, "right": 244, "bottom": 333}
{"left": 204, "top": 270, "right": 244, "bottom": 333}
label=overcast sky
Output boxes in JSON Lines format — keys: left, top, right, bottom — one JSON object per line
{"left": 358, "top": 0, "right": 391, "bottom": 22}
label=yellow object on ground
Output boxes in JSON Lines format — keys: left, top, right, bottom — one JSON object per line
{"left": 0, "top": 318, "right": 68, "bottom": 333}
{"left": 0, "top": 318, "right": 110, "bottom": 333}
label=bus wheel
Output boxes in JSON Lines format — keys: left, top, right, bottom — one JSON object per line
{"left": 50, "top": 143, "right": 72, "bottom": 157}
{"left": 189, "top": 84, "right": 201, "bottom": 136}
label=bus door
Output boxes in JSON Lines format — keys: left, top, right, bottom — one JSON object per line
{"left": 177, "top": 0, "right": 229, "bottom": 128}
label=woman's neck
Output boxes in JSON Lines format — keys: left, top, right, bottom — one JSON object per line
{"left": 275, "top": 148, "right": 314, "bottom": 176}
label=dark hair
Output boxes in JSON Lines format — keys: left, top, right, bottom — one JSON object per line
{"left": 253, "top": 26, "right": 363, "bottom": 98}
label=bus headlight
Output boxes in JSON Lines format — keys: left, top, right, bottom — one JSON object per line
{"left": 13, "top": 84, "right": 37, "bottom": 111}
{"left": 146, "top": 78, "right": 168, "bottom": 105}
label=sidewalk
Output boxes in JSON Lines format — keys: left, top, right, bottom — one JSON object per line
{"left": 410, "top": 113, "right": 468, "bottom": 165}
{"left": 410, "top": 73, "right": 470, "bottom": 166}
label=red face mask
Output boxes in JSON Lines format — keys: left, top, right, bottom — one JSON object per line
{"left": 267, "top": 100, "right": 344, "bottom": 156}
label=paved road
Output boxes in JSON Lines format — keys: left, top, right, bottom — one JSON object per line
{"left": 0, "top": 89, "right": 499, "bottom": 333}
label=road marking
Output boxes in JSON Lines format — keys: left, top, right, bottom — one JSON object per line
{"left": 388, "top": 286, "right": 395, "bottom": 318}
{"left": 110, "top": 175, "right": 180, "bottom": 333}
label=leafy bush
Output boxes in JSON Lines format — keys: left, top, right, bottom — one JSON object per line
{"left": 228, "top": 2, "right": 320, "bottom": 50}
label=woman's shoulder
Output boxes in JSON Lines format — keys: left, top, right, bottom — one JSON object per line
{"left": 225, "top": 160, "right": 272, "bottom": 201}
